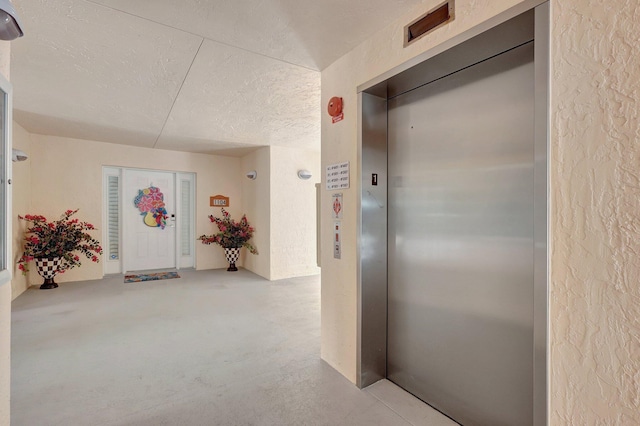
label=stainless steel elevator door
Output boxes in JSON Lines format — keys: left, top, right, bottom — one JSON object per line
{"left": 387, "top": 42, "right": 535, "bottom": 426}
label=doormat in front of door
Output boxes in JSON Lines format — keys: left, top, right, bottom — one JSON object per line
{"left": 124, "top": 271, "right": 180, "bottom": 283}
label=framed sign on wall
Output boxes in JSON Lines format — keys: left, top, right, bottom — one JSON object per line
{"left": 210, "top": 195, "right": 229, "bottom": 207}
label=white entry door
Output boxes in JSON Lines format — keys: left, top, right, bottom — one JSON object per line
{"left": 123, "top": 169, "right": 176, "bottom": 271}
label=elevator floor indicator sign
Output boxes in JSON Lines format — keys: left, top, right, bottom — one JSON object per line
{"left": 326, "top": 161, "right": 350, "bottom": 190}
{"left": 332, "top": 193, "right": 343, "bottom": 219}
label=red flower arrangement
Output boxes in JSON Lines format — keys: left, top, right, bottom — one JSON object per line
{"left": 198, "top": 208, "right": 258, "bottom": 254}
{"left": 17, "top": 209, "right": 103, "bottom": 274}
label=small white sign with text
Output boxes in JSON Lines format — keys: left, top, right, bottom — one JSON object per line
{"left": 326, "top": 161, "right": 350, "bottom": 190}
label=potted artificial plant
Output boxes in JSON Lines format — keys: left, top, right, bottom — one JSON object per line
{"left": 17, "top": 209, "right": 103, "bottom": 289}
{"left": 198, "top": 208, "right": 258, "bottom": 271}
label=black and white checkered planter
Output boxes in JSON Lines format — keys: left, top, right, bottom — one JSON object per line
{"left": 35, "top": 257, "right": 62, "bottom": 289}
{"left": 224, "top": 248, "right": 240, "bottom": 272}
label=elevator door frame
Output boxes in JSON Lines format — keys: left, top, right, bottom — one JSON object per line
{"left": 357, "top": 2, "right": 549, "bottom": 425}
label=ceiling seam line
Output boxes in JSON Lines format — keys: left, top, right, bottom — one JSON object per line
{"left": 82, "top": 0, "right": 319, "bottom": 72}
{"left": 200, "top": 38, "right": 318, "bottom": 72}
{"left": 152, "top": 38, "right": 205, "bottom": 150}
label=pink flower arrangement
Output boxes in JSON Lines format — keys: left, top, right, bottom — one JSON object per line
{"left": 198, "top": 208, "right": 258, "bottom": 254}
{"left": 134, "top": 186, "right": 168, "bottom": 229}
{"left": 17, "top": 209, "right": 103, "bottom": 274}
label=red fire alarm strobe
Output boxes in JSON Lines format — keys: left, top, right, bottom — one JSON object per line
{"left": 328, "top": 96, "right": 344, "bottom": 123}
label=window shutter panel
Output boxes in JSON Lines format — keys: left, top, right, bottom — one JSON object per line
{"left": 107, "top": 176, "right": 119, "bottom": 260}
{"left": 180, "top": 180, "right": 191, "bottom": 256}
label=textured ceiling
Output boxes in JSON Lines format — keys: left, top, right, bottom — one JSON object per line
{"left": 10, "top": 0, "right": 426, "bottom": 156}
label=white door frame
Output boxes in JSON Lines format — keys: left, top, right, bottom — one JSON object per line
{"left": 102, "top": 167, "right": 196, "bottom": 274}
{"left": 0, "top": 73, "right": 11, "bottom": 288}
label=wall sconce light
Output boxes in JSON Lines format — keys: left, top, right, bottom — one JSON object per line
{"left": 297, "top": 170, "right": 312, "bottom": 180}
{"left": 0, "top": 0, "right": 24, "bottom": 40}
{"left": 12, "top": 148, "right": 27, "bottom": 162}
{"left": 246, "top": 170, "right": 257, "bottom": 180}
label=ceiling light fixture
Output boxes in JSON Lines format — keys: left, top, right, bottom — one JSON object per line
{"left": 0, "top": 0, "right": 23, "bottom": 40}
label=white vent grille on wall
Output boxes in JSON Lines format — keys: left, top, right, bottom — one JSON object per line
{"left": 107, "top": 175, "right": 120, "bottom": 260}
{"left": 180, "top": 179, "right": 191, "bottom": 256}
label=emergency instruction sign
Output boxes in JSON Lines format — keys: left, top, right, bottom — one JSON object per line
{"left": 332, "top": 193, "right": 343, "bottom": 219}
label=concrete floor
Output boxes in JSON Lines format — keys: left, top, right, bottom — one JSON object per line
{"left": 11, "top": 269, "right": 456, "bottom": 426}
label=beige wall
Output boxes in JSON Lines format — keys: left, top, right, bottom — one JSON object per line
{"left": 18, "top": 134, "right": 243, "bottom": 287}
{"left": 0, "top": 40, "right": 8, "bottom": 79}
{"left": 241, "top": 146, "right": 321, "bottom": 280}
{"left": 11, "top": 122, "right": 32, "bottom": 298}
{"left": 0, "top": 38, "right": 10, "bottom": 426}
{"left": 269, "top": 146, "right": 321, "bottom": 280}
{"left": 321, "top": 0, "right": 640, "bottom": 423}
{"left": 550, "top": 1, "right": 640, "bottom": 423}
{"left": 13, "top": 134, "right": 321, "bottom": 288}
{"left": 241, "top": 147, "right": 271, "bottom": 279}
{"left": 0, "top": 282, "right": 9, "bottom": 423}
